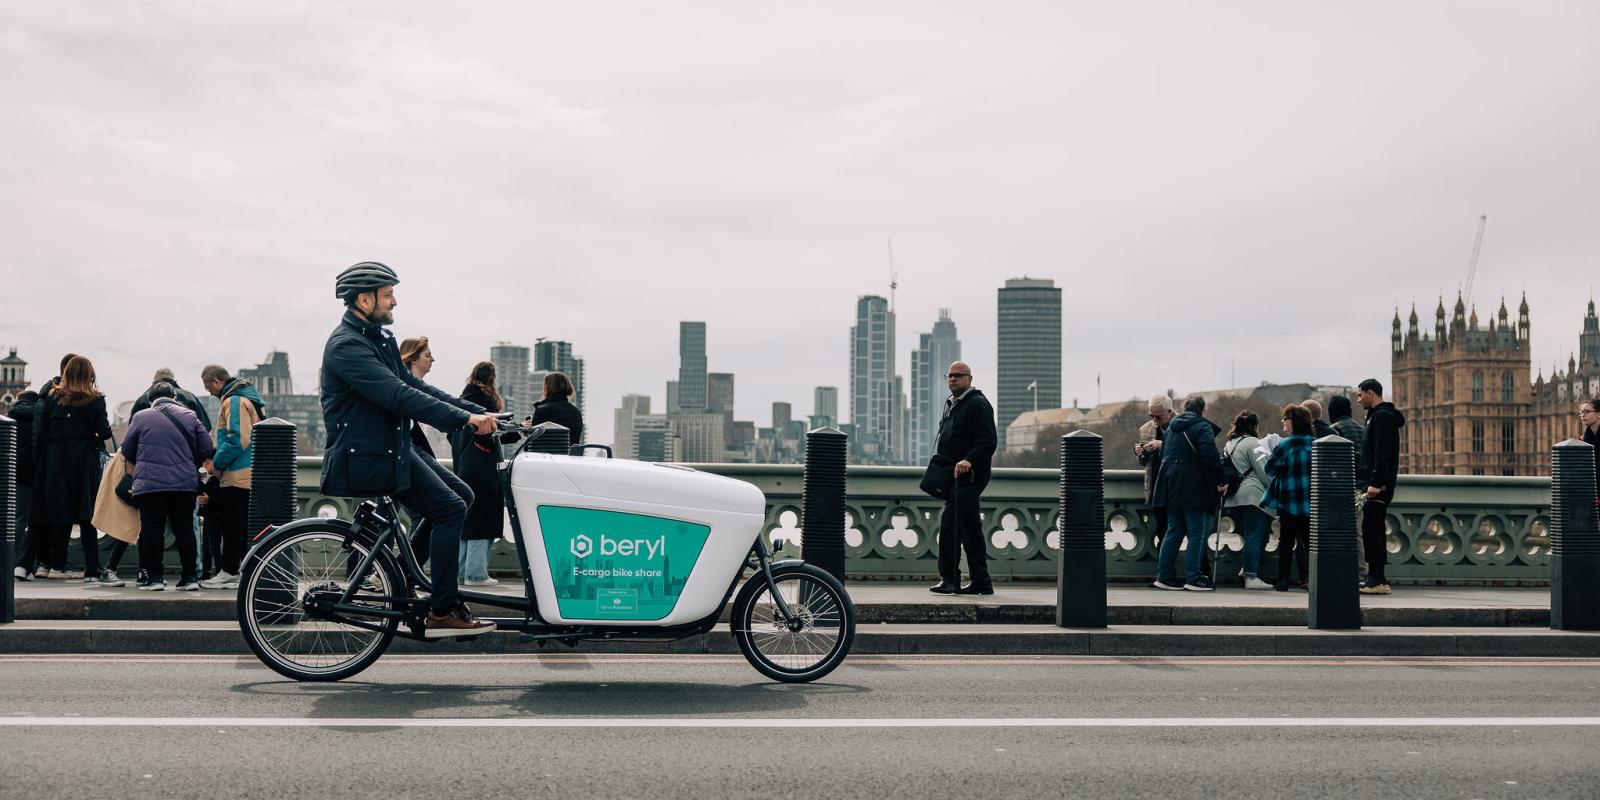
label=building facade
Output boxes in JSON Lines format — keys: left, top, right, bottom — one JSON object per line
{"left": 1392, "top": 294, "right": 1539, "bottom": 476}
{"left": 0, "top": 348, "right": 28, "bottom": 415}
{"left": 677, "top": 322, "right": 707, "bottom": 411}
{"left": 910, "top": 309, "right": 962, "bottom": 464}
{"left": 813, "top": 386, "right": 838, "bottom": 429}
{"left": 997, "top": 277, "right": 1061, "bottom": 451}
{"left": 533, "top": 339, "right": 586, "bottom": 414}
{"left": 488, "top": 343, "right": 535, "bottom": 418}
{"left": 238, "top": 351, "right": 325, "bottom": 454}
{"left": 850, "top": 295, "right": 901, "bottom": 464}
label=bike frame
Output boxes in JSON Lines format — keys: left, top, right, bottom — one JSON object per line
{"left": 304, "top": 433, "right": 799, "bottom": 645}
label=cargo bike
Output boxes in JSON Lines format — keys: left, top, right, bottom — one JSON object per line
{"left": 235, "top": 420, "right": 855, "bottom": 683}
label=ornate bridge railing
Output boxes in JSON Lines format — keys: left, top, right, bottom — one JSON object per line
{"left": 293, "top": 460, "right": 1552, "bottom": 586}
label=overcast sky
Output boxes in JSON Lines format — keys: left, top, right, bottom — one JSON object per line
{"left": 3, "top": 1, "right": 1597, "bottom": 445}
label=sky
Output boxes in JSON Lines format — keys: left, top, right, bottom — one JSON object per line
{"left": 2, "top": 1, "right": 1597, "bottom": 445}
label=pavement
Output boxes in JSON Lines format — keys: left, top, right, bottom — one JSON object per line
{"left": 3, "top": 579, "right": 1593, "bottom": 657}
{"left": 2, "top": 653, "right": 1598, "bottom": 798}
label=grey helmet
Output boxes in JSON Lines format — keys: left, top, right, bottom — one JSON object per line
{"left": 334, "top": 261, "right": 399, "bottom": 302}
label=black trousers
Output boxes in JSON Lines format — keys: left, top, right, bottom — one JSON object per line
{"left": 14, "top": 490, "right": 39, "bottom": 572}
{"left": 45, "top": 521, "right": 99, "bottom": 573}
{"left": 209, "top": 486, "right": 250, "bottom": 575}
{"left": 1361, "top": 500, "right": 1388, "bottom": 582}
{"left": 937, "top": 487, "right": 990, "bottom": 585}
{"left": 1277, "top": 513, "right": 1310, "bottom": 586}
{"left": 392, "top": 450, "right": 473, "bottom": 612}
{"left": 138, "top": 492, "right": 197, "bottom": 583}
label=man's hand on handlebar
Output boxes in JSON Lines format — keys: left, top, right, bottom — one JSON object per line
{"left": 466, "top": 413, "right": 498, "bottom": 435}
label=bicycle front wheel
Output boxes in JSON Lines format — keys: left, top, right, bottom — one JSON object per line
{"left": 731, "top": 563, "right": 855, "bottom": 683}
{"left": 237, "top": 525, "right": 403, "bottom": 682}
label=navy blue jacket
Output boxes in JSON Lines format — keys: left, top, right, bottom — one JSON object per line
{"left": 319, "top": 311, "right": 485, "bottom": 496}
{"left": 1150, "top": 412, "right": 1224, "bottom": 511}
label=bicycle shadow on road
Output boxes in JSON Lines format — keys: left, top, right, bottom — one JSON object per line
{"left": 228, "top": 680, "right": 871, "bottom": 722}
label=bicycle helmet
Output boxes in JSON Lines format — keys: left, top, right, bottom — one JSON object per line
{"left": 334, "top": 261, "right": 400, "bottom": 302}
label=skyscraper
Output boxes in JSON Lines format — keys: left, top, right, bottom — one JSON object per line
{"left": 533, "top": 339, "right": 586, "bottom": 414}
{"left": 707, "top": 372, "right": 736, "bottom": 443}
{"left": 996, "top": 277, "right": 1062, "bottom": 450}
{"left": 910, "top": 309, "right": 963, "bottom": 464}
{"left": 813, "top": 386, "right": 838, "bottom": 427}
{"left": 850, "top": 295, "right": 899, "bottom": 463}
{"left": 678, "top": 321, "right": 707, "bottom": 411}
{"left": 613, "top": 393, "right": 651, "bottom": 459}
{"left": 489, "top": 342, "right": 534, "bottom": 417}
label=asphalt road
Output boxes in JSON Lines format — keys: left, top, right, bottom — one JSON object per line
{"left": 3, "top": 653, "right": 1598, "bottom": 799}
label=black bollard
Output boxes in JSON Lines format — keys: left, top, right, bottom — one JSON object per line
{"left": 0, "top": 416, "right": 14, "bottom": 624}
{"left": 249, "top": 419, "right": 298, "bottom": 623}
{"left": 800, "top": 426, "right": 848, "bottom": 582}
{"left": 1308, "top": 434, "right": 1360, "bottom": 630}
{"left": 521, "top": 422, "right": 571, "bottom": 455}
{"left": 1550, "top": 439, "right": 1600, "bottom": 630}
{"left": 1056, "top": 430, "right": 1106, "bottom": 628}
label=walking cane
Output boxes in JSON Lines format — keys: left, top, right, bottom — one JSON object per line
{"left": 1210, "top": 504, "right": 1224, "bottom": 587}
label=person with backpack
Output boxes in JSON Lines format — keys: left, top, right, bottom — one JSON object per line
{"left": 121, "top": 381, "right": 215, "bottom": 591}
{"left": 1151, "top": 395, "right": 1227, "bottom": 592}
{"left": 1221, "top": 410, "right": 1274, "bottom": 590}
{"left": 199, "top": 365, "right": 265, "bottom": 589}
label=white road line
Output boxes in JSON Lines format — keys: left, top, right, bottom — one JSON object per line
{"left": 1, "top": 717, "right": 1598, "bottom": 729}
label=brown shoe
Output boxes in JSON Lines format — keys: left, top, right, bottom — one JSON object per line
{"left": 424, "top": 604, "right": 497, "bottom": 638}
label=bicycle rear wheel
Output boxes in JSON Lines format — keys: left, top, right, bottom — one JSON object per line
{"left": 237, "top": 525, "right": 403, "bottom": 682}
{"left": 731, "top": 563, "right": 855, "bottom": 683}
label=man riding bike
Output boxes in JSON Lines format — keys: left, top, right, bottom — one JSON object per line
{"left": 320, "top": 261, "right": 499, "bottom": 637}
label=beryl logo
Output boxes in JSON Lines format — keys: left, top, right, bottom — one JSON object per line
{"left": 571, "top": 534, "right": 594, "bottom": 559}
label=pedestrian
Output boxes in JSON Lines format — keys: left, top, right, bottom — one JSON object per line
{"left": 9, "top": 390, "right": 41, "bottom": 581}
{"left": 1135, "top": 394, "right": 1175, "bottom": 555}
{"left": 320, "top": 262, "right": 496, "bottom": 636}
{"left": 31, "top": 355, "right": 113, "bottom": 582}
{"left": 122, "top": 382, "right": 214, "bottom": 591}
{"left": 1357, "top": 379, "right": 1405, "bottom": 596}
{"left": 1301, "top": 398, "right": 1337, "bottom": 439}
{"left": 1329, "top": 394, "right": 1369, "bottom": 579}
{"left": 531, "top": 371, "right": 584, "bottom": 449}
{"left": 129, "top": 367, "right": 213, "bottom": 431}
{"left": 398, "top": 335, "right": 447, "bottom": 567}
{"left": 1580, "top": 399, "right": 1600, "bottom": 498}
{"left": 452, "top": 361, "right": 520, "bottom": 587}
{"left": 1151, "top": 395, "right": 1226, "bottom": 592}
{"left": 1222, "top": 410, "right": 1274, "bottom": 590}
{"left": 198, "top": 365, "right": 264, "bottom": 589}
{"left": 928, "top": 361, "right": 997, "bottom": 595}
{"left": 1263, "top": 404, "right": 1314, "bottom": 591}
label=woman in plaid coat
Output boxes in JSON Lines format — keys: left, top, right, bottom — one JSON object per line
{"left": 1263, "top": 405, "right": 1314, "bottom": 591}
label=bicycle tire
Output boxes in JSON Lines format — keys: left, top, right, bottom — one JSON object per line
{"left": 731, "top": 563, "right": 855, "bottom": 683}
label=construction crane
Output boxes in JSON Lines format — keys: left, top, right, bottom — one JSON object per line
{"left": 886, "top": 237, "right": 898, "bottom": 312}
{"left": 1462, "top": 214, "right": 1487, "bottom": 310}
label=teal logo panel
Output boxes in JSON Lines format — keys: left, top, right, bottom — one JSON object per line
{"left": 538, "top": 506, "right": 711, "bottom": 621}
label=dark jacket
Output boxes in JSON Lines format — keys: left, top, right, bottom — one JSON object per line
{"left": 1150, "top": 412, "right": 1224, "bottom": 511}
{"left": 1361, "top": 402, "right": 1406, "bottom": 504}
{"left": 131, "top": 380, "right": 212, "bottom": 432}
{"left": 31, "top": 391, "right": 112, "bottom": 524}
{"left": 935, "top": 388, "right": 997, "bottom": 493}
{"left": 319, "top": 310, "right": 485, "bottom": 497}
{"left": 410, "top": 421, "right": 434, "bottom": 458}
{"left": 10, "top": 393, "right": 39, "bottom": 486}
{"left": 1584, "top": 425, "right": 1600, "bottom": 501}
{"left": 1312, "top": 419, "right": 1336, "bottom": 440}
{"left": 123, "top": 399, "right": 215, "bottom": 496}
{"left": 451, "top": 384, "right": 517, "bottom": 540}
{"left": 531, "top": 396, "right": 584, "bottom": 449}
{"left": 1331, "top": 415, "right": 1367, "bottom": 485}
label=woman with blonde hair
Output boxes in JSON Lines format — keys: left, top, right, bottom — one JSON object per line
{"left": 32, "top": 355, "right": 113, "bottom": 582}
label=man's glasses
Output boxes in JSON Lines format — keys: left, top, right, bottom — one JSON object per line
{"left": 946, "top": 373, "right": 970, "bottom": 379}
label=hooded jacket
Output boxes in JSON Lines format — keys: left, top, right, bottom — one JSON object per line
{"left": 1150, "top": 412, "right": 1224, "bottom": 511}
{"left": 1361, "top": 401, "right": 1406, "bottom": 504}
{"left": 319, "top": 310, "right": 485, "bottom": 497}
{"left": 123, "top": 398, "right": 215, "bottom": 496}
{"left": 213, "top": 378, "right": 266, "bottom": 490}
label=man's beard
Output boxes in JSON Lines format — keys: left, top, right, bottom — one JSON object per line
{"left": 370, "top": 308, "right": 395, "bottom": 325}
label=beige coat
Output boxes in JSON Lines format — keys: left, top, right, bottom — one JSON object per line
{"left": 90, "top": 452, "right": 140, "bottom": 544}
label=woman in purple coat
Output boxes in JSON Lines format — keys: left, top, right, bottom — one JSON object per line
{"left": 122, "top": 382, "right": 215, "bottom": 591}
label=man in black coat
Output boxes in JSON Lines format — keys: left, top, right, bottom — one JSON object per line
{"left": 130, "top": 368, "right": 212, "bottom": 432}
{"left": 930, "top": 362, "right": 998, "bottom": 596}
{"left": 320, "top": 262, "right": 497, "bottom": 637}
{"left": 1357, "top": 378, "right": 1406, "bottom": 595}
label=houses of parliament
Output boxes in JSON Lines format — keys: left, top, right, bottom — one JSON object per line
{"left": 1392, "top": 293, "right": 1597, "bottom": 476}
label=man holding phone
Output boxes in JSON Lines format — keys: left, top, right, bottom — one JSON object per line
{"left": 929, "top": 362, "right": 998, "bottom": 596}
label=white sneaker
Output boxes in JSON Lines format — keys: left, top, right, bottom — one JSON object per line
{"left": 200, "top": 572, "right": 240, "bottom": 589}
{"left": 13, "top": 566, "right": 33, "bottom": 581}
{"left": 1243, "top": 576, "right": 1273, "bottom": 590}
{"left": 462, "top": 577, "right": 499, "bottom": 587}
{"left": 139, "top": 582, "right": 166, "bottom": 592}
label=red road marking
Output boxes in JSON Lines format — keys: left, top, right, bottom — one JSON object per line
{"left": 0, "top": 654, "right": 1596, "bottom": 667}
